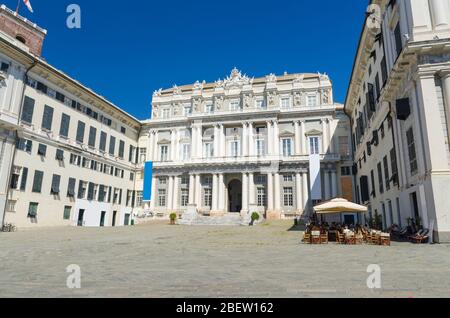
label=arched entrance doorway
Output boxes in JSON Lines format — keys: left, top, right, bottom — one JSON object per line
{"left": 228, "top": 179, "right": 242, "bottom": 213}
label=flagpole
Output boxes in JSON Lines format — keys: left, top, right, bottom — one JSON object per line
{"left": 15, "top": 0, "right": 21, "bottom": 14}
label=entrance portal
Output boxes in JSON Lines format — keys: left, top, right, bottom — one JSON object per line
{"left": 228, "top": 179, "right": 242, "bottom": 213}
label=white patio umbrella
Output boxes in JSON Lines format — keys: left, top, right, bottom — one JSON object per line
{"left": 314, "top": 198, "right": 368, "bottom": 214}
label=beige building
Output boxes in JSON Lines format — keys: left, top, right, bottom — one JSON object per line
{"left": 0, "top": 6, "right": 141, "bottom": 228}
{"left": 136, "top": 69, "right": 354, "bottom": 224}
{"left": 346, "top": 0, "right": 450, "bottom": 242}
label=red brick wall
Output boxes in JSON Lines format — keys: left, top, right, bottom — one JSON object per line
{"left": 0, "top": 13, "right": 44, "bottom": 56}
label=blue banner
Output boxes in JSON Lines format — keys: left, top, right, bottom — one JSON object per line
{"left": 143, "top": 161, "right": 153, "bottom": 202}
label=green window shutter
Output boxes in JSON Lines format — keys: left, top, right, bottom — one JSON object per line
{"left": 41, "top": 105, "right": 54, "bottom": 131}
{"left": 88, "top": 126, "right": 97, "bottom": 148}
{"left": 118, "top": 140, "right": 125, "bottom": 159}
{"left": 109, "top": 136, "right": 116, "bottom": 156}
{"left": 32, "top": 170, "right": 44, "bottom": 193}
{"left": 67, "top": 178, "right": 76, "bottom": 197}
{"left": 87, "top": 182, "right": 95, "bottom": 201}
{"left": 76, "top": 121, "right": 85, "bottom": 143}
{"left": 37, "top": 144, "right": 47, "bottom": 157}
{"left": 63, "top": 206, "right": 72, "bottom": 220}
{"left": 20, "top": 167, "right": 28, "bottom": 191}
{"left": 56, "top": 149, "right": 64, "bottom": 161}
{"left": 28, "top": 202, "right": 38, "bottom": 218}
{"left": 25, "top": 140, "right": 33, "bottom": 153}
{"left": 99, "top": 131, "right": 107, "bottom": 152}
{"left": 51, "top": 174, "right": 61, "bottom": 194}
{"left": 107, "top": 186, "right": 112, "bottom": 203}
{"left": 59, "top": 113, "right": 70, "bottom": 137}
{"left": 21, "top": 96, "right": 35, "bottom": 124}
{"left": 77, "top": 180, "right": 84, "bottom": 199}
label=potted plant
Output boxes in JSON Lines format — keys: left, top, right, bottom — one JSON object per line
{"left": 250, "top": 212, "right": 260, "bottom": 226}
{"left": 169, "top": 213, "right": 177, "bottom": 225}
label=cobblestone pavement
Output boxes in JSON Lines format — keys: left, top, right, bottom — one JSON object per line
{"left": 1, "top": 221, "right": 450, "bottom": 298}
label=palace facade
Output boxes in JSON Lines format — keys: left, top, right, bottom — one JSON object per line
{"left": 345, "top": 0, "right": 450, "bottom": 242}
{"left": 136, "top": 69, "right": 354, "bottom": 221}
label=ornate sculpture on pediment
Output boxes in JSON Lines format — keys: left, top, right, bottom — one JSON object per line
{"left": 266, "top": 73, "right": 277, "bottom": 84}
{"left": 193, "top": 98, "right": 203, "bottom": 112}
{"left": 153, "top": 88, "right": 162, "bottom": 97}
{"left": 215, "top": 79, "right": 224, "bottom": 89}
{"left": 319, "top": 72, "right": 329, "bottom": 82}
{"left": 193, "top": 80, "right": 206, "bottom": 91}
{"left": 293, "top": 74, "right": 304, "bottom": 83}
{"left": 215, "top": 95, "right": 224, "bottom": 111}
{"left": 294, "top": 91, "right": 302, "bottom": 106}
{"left": 321, "top": 89, "right": 331, "bottom": 105}
{"left": 152, "top": 105, "right": 158, "bottom": 118}
{"left": 172, "top": 102, "right": 181, "bottom": 116}
{"left": 267, "top": 91, "right": 277, "bottom": 107}
{"left": 243, "top": 94, "right": 253, "bottom": 108}
{"left": 172, "top": 85, "right": 182, "bottom": 96}
{"left": 220, "top": 68, "right": 254, "bottom": 89}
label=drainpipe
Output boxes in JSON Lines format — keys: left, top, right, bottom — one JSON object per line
{"left": 1, "top": 59, "right": 37, "bottom": 228}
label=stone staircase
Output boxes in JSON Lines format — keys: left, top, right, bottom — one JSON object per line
{"left": 178, "top": 212, "right": 245, "bottom": 226}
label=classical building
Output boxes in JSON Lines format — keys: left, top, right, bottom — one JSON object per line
{"left": 137, "top": 69, "right": 354, "bottom": 222}
{"left": 345, "top": 0, "right": 450, "bottom": 241}
{"left": 0, "top": 6, "right": 141, "bottom": 228}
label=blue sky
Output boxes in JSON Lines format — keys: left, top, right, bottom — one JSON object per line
{"left": 5, "top": 0, "right": 367, "bottom": 120}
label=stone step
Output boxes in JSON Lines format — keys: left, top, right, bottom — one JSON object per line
{"left": 178, "top": 213, "right": 244, "bottom": 226}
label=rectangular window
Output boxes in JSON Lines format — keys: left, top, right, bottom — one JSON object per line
{"left": 256, "top": 139, "right": 266, "bottom": 156}
{"left": 160, "top": 145, "right": 169, "bottom": 161}
{"left": 377, "top": 162, "right": 384, "bottom": 194}
{"left": 139, "top": 148, "right": 147, "bottom": 163}
{"left": 76, "top": 121, "right": 85, "bottom": 143}
{"left": 283, "top": 175, "right": 294, "bottom": 182}
{"left": 6, "top": 200, "right": 16, "bottom": 212}
{"left": 99, "top": 131, "right": 107, "bottom": 152}
{"left": 56, "top": 149, "right": 64, "bottom": 161}
{"left": 181, "top": 189, "right": 189, "bottom": 207}
{"left": 37, "top": 144, "right": 47, "bottom": 157}
{"left": 59, "top": 113, "right": 70, "bottom": 138}
{"left": 88, "top": 127, "right": 97, "bottom": 148}
{"left": 383, "top": 156, "right": 390, "bottom": 191}
{"left": 98, "top": 185, "right": 106, "bottom": 202}
{"left": 230, "top": 101, "right": 240, "bottom": 111}
{"left": 204, "top": 142, "right": 213, "bottom": 158}
{"left": 182, "top": 144, "right": 191, "bottom": 160}
{"left": 20, "top": 167, "right": 28, "bottom": 191}
{"left": 118, "top": 140, "right": 125, "bottom": 159}
{"left": 394, "top": 22, "right": 403, "bottom": 58}
{"left": 205, "top": 104, "right": 214, "bottom": 114}
{"left": 109, "top": 136, "right": 116, "bottom": 156}
{"left": 230, "top": 141, "right": 239, "bottom": 157}
{"left": 256, "top": 99, "right": 266, "bottom": 109}
{"left": 17, "top": 138, "right": 32, "bottom": 153}
{"left": 28, "top": 202, "right": 38, "bottom": 218}
{"left": 158, "top": 189, "right": 167, "bottom": 207}
{"left": 41, "top": 105, "right": 54, "bottom": 131}
{"left": 371, "top": 170, "right": 376, "bottom": 198}
{"left": 32, "top": 170, "right": 44, "bottom": 193}
{"left": 307, "top": 95, "right": 317, "bottom": 107}
{"left": 136, "top": 191, "right": 143, "bottom": 207}
{"left": 338, "top": 136, "right": 349, "bottom": 156}
{"left": 67, "top": 178, "right": 76, "bottom": 197}
{"left": 10, "top": 168, "right": 20, "bottom": 189}
{"left": 51, "top": 174, "right": 61, "bottom": 194}
{"left": 283, "top": 187, "right": 294, "bottom": 207}
{"left": 309, "top": 137, "right": 320, "bottom": 155}
{"left": 21, "top": 96, "right": 35, "bottom": 124}
{"left": 78, "top": 181, "right": 86, "bottom": 199}
{"left": 162, "top": 108, "right": 170, "bottom": 119}
{"left": 406, "top": 128, "right": 418, "bottom": 175}
{"left": 63, "top": 206, "right": 72, "bottom": 220}
{"left": 87, "top": 182, "right": 95, "bottom": 201}
{"left": 281, "top": 97, "right": 291, "bottom": 109}
{"left": 257, "top": 188, "right": 267, "bottom": 207}
{"left": 184, "top": 106, "right": 192, "bottom": 116}
{"left": 204, "top": 188, "right": 212, "bottom": 207}
{"left": 282, "top": 138, "right": 292, "bottom": 157}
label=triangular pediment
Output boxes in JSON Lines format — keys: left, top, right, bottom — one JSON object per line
{"left": 279, "top": 130, "right": 295, "bottom": 137}
{"left": 158, "top": 138, "right": 171, "bottom": 144}
{"left": 305, "top": 129, "right": 323, "bottom": 136}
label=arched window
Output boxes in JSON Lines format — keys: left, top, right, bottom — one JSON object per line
{"left": 16, "top": 35, "right": 26, "bottom": 44}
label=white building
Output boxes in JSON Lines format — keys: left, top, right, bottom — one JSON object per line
{"left": 345, "top": 0, "right": 450, "bottom": 242}
{"left": 0, "top": 6, "right": 141, "bottom": 228}
{"left": 138, "top": 69, "right": 354, "bottom": 222}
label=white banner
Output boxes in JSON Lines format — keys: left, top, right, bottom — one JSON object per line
{"left": 309, "top": 154, "right": 322, "bottom": 201}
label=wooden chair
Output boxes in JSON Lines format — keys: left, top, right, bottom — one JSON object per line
{"left": 346, "top": 235, "right": 356, "bottom": 245}
{"left": 336, "top": 232, "right": 345, "bottom": 244}
{"left": 380, "top": 233, "right": 391, "bottom": 246}
{"left": 411, "top": 230, "right": 429, "bottom": 244}
{"left": 320, "top": 232, "right": 329, "bottom": 244}
{"left": 302, "top": 233, "right": 311, "bottom": 244}
{"left": 311, "top": 231, "right": 321, "bottom": 244}
{"left": 355, "top": 233, "right": 364, "bottom": 245}
{"left": 372, "top": 233, "right": 381, "bottom": 245}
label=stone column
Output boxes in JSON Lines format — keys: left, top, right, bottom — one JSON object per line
{"left": 148, "top": 131, "right": 155, "bottom": 161}
{"left": 242, "top": 123, "right": 248, "bottom": 157}
{"left": 212, "top": 174, "right": 219, "bottom": 211}
{"left": 195, "top": 174, "right": 202, "bottom": 208}
{"left": 430, "top": 0, "right": 450, "bottom": 28}
{"left": 153, "top": 131, "right": 159, "bottom": 162}
{"left": 242, "top": 173, "right": 249, "bottom": 213}
{"left": 189, "top": 174, "right": 195, "bottom": 205}
{"left": 273, "top": 121, "right": 280, "bottom": 156}
{"left": 218, "top": 174, "right": 225, "bottom": 211}
{"left": 220, "top": 124, "right": 226, "bottom": 158}
{"left": 150, "top": 176, "right": 157, "bottom": 209}
{"left": 300, "top": 121, "right": 307, "bottom": 155}
{"left": 296, "top": 172, "right": 303, "bottom": 212}
{"left": 249, "top": 172, "right": 255, "bottom": 205}
{"left": 267, "top": 173, "right": 274, "bottom": 211}
{"left": 441, "top": 72, "right": 450, "bottom": 149}
{"left": 302, "top": 173, "right": 309, "bottom": 213}
{"left": 214, "top": 125, "right": 220, "bottom": 158}
{"left": 267, "top": 121, "right": 273, "bottom": 155}
{"left": 331, "top": 171, "right": 338, "bottom": 199}
{"left": 274, "top": 172, "right": 281, "bottom": 210}
{"left": 324, "top": 170, "right": 330, "bottom": 200}
{"left": 191, "top": 126, "right": 197, "bottom": 160}
{"left": 170, "top": 130, "right": 176, "bottom": 161}
{"left": 294, "top": 121, "right": 301, "bottom": 155}
{"left": 322, "top": 119, "right": 328, "bottom": 154}
{"left": 168, "top": 176, "right": 174, "bottom": 210}
{"left": 197, "top": 126, "right": 203, "bottom": 159}
{"left": 248, "top": 122, "right": 254, "bottom": 157}
{"left": 173, "top": 176, "right": 179, "bottom": 210}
